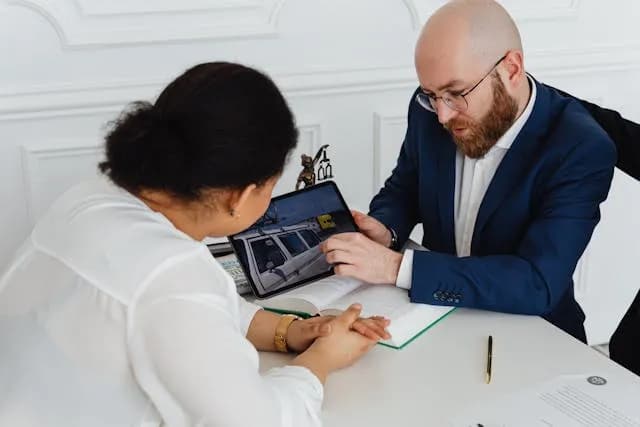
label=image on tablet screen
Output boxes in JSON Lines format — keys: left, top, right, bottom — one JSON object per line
{"left": 231, "top": 183, "right": 356, "bottom": 296}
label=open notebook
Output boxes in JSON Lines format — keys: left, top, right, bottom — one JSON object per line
{"left": 256, "top": 275, "right": 455, "bottom": 349}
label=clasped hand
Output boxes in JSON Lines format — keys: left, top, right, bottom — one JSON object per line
{"left": 287, "top": 311, "right": 390, "bottom": 353}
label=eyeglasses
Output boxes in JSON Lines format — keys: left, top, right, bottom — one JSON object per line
{"left": 415, "top": 54, "right": 507, "bottom": 113}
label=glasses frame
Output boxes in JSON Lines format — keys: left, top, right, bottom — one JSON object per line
{"left": 416, "top": 53, "right": 508, "bottom": 113}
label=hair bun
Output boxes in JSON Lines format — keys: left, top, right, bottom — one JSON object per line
{"left": 99, "top": 101, "right": 189, "bottom": 195}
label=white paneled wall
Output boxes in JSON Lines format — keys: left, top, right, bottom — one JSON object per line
{"left": 1, "top": 0, "right": 639, "bottom": 344}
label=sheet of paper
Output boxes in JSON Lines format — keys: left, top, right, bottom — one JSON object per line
{"left": 216, "top": 253, "right": 251, "bottom": 295}
{"left": 264, "top": 275, "right": 362, "bottom": 310}
{"left": 329, "top": 285, "right": 453, "bottom": 348}
{"left": 203, "top": 236, "right": 228, "bottom": 245}
{"left": 330, "top": 284, "right": 419, "bottom": 318}
{"left": 450, "top": 374, "right": 640, "bottom": 427}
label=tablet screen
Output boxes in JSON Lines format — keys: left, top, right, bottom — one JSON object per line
{"left": 229, "top": 181, "right": 357, "bottom": 298}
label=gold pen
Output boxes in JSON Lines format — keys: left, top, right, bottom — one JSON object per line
{"left": 485, "top": 335, "right": 493, "bottom": 384}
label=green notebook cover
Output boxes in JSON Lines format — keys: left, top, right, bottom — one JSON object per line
{"left": 377, "top": 307, "right": 456, "bottom": 350}
{"left": 265, "top": 306, "right": 456, "bottom": 349}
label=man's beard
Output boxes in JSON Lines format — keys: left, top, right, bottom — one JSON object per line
{"left": 444, "top": 74, "right": 519, "bottom": 159}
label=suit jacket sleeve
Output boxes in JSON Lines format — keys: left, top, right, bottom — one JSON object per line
{"left": 409, "top": 135, "right": 616, "bottom": 316}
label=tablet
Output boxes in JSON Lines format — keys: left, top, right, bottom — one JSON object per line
{"left": 229, "top": 181, "right": 358, "bottom": 298}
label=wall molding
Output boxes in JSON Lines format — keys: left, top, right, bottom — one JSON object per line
{"left": 18, "top": 123, "right": 321, "bottom": 222}
{"left": 2, "top": 43, "right": 640, "bottom": 121}
{"left": 529, "top": 44, "right": 640, "bottom": 76}
{"left": 74, "top": 0, "right": 263, "bottom": 17}
{"left": 373, "top": 112, "right": 406, "bottom": 193}
{"left": 0, "top": 66, "right": 418, "bottom": 121}
{"left": 403, "top": 0, "right": 582, "bottom": 28}
{"left": 297, "top": 122, "right": 322, "bottom": 155}
{"left": 401, "top": 0, "right": 421, "bottom": 30}
{"left": 0, "top": 80, "right": 162, "bottom": 121}
{"left": 500, "top": 0, "right": 582, "bottom": 22}
{"left": 9, "top": 0, "right": 285, "bottom": 48}
{"left": 9, "top": 0, "right": 584, "bottom": 47}
{"left": 21, "top": 140, "right": 103, "bottom": 224}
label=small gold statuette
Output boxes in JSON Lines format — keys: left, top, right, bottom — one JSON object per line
{"left": 295, "top": 144, "right": 333, "bottom": 190}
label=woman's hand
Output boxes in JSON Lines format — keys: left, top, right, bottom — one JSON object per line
{"left": 286, "top": 316, "right": 332, "bottom": 353}
{"left": 286, "top": 314, "right": 390, "bottom": 353}
{"left": 291, "top": 304, "right": 384, "bottom": 383}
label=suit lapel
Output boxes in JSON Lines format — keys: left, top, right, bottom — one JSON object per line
{"left": 471, "top": 142, "right": 532, "bottom": 249}
{"left": 471, "top": 79, "right": 554, "bottom": 252}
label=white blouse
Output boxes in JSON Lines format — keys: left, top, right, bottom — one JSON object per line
{"left": 0, "top": 178, "right": 323, "bottom": 427}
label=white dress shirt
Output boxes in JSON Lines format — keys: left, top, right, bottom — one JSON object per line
{"left": 397, "top": 76, "right": 537, "bottom": 289}
{"left": 0, "top": 178, "right": 323, "bottom": 427}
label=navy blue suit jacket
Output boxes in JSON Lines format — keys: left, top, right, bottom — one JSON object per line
{"left": 369, "top": 80, "right": 616, "bottom": 341}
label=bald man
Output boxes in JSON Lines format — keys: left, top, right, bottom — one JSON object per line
{"left": 321, "top": 0, "right": 616, "bottom": 342}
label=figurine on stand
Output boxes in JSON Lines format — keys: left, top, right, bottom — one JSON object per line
{"left": 295, "top": 144, "right": 333, "bottom": 190}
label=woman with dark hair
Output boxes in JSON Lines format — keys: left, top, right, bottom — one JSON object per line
{"left": 0, "top": 62, "right": 389, "bottom": 427}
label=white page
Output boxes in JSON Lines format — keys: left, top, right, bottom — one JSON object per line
{"left": 328, "top": 284, "right": 454, "bottom": 347}
{"left": 216, "top": 253, "right": 251, "bottom": 295}
{"left": 260, "top": 275, "right": 362, "bottom": 311}
{"left": 203, "top": 236, "right": 228, "bottom": 245}
{"left": 329, "top": 284, "right": 417, "bottom": 318}
{"left": 450, "top": 374, "right": 640, "bottom": 427}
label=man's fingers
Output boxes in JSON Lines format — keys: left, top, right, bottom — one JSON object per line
{"left": 333, "top": 263, "right": 361, "bottom": 279}
{"left": 325, "top": 249, "right": 356, "bottom": 266}
{"left": 327, "top": 233, "right": 378, "bottom": 254}
{"left": 320, "top": 236, "right": 353, "bottom": 254}
{"left": 326, "top": 232, "right": 363, "bottom": 244}
{"left": 320, "top": 234, "right": 358, "bottom": 254}
{"left": 352, "top": 211, "right": 382, "bottom": 230}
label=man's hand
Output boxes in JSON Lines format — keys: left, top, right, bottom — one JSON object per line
{"left": 351, "top": 210, "right": 392, "bottom": 247}
{"left": 286, "top": 314, "right": 391, "bottom": 353}
{"left": 320, "top": 232, "right": 403, "bottom": 285}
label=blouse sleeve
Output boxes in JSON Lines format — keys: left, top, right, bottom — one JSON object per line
{"left": 127, "top": 249, "right": 323, "bottom": 427}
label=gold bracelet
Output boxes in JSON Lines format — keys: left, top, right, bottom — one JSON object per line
{"left": 274, "top": 314, "right": 300, "bottom": 353}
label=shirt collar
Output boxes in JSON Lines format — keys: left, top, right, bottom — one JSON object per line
{"left": 494, "top": 74, "right": 537, "bottom": 150}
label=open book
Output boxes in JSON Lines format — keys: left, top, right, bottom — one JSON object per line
{"left": 256, "top": 275, "right": 455, "bottom": 349}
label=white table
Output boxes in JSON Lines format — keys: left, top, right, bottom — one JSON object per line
{"left": 259, "top": 308, "right": 640, "bottom": 426}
